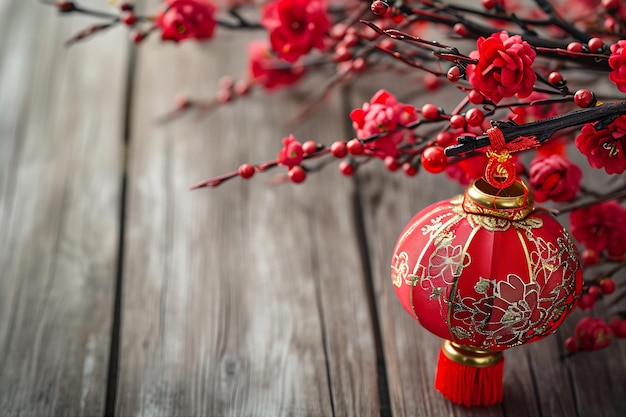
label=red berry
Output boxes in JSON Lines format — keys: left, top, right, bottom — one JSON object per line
{"left": 56, "top": 1, "right": 75, "bottom": 12}
{"left": 481, "top": 0, "right": 497, "bottom": 9}
{"left": 234, "top": 80, "right": 251, "bottom": 96}
{"left": 379, "top": 39, "right": 395, "bottom": 51}
{"left": 435, "top": 131, "right": 454, "bottom": 147}
{"left": 384, "top": 156, "right": 399, "bottom": 171}
{"left": 421, "top": 103, "right": 440, "bottom": 120}
{"left": 588, "top": 285, "right": 601, "bottom": 300}
{"left": 238, "top": 163, "right": 255, "bottom": 179}
{"left": 329, "top": 23, "right": 347, "bottom": 40}
{"left": 574, "top": 89, "right": 595, "bottom": 108}
{"left": 449, "top": 114, "right": 466, "bottom": 129}
{"left": 577, "top": 293, "right": 596, "bottom": 310}
{"left": 288, "top": 166, "right": 306, "bottom": 183}
{"left": 564, "top": 336, "right": 579, "bottom": 353}
{"left": 302, "top": 140, "right": 318, "bottom": 155}
{"left": 567, "top": 42, "right": 583, "bottom": 53}
{"left": 609, "top": 318, "right": 626, "bottom": 338}
{"left": 334, "top": 45, "right": 352, "bottom": 62}
{"left": 447, "top": 66, "right": 461, "bottom": 82}
{"left": 347, "top": 139, "right": 364, "bottom": 155}
{"left": 121, "top": 11, "right": 137, "bottom": 26}
{"left": 130, "top": 30, "right": 145, "bottom": 43}
{"left": 371, "top": 0, "right": 388, "bottom": 16}
{"left": 217, "top": 89, "right": 232, "bottom": 103}
{"left": 402, "top": 162, "right": 418, "bottom": 176}
{"left": 351, "top": 57, "right": 366, "bottom": 72}
{"left": 599, "top": 278, "right": 616, "bottom": 295}
{"left": 175, "top": 94, "right": 190, "bottom": 109}
{"left": 548, "top": 71, "right": 563, "bottom": 85}
{"left": 468, "top": 89, "right": 484, "bottom": 104}
{"left": 453, "top": 23, "right": 468, "bottom": 37}
{"left": 588, "top": 37, "right": 604, "bottom": 52}
{"left": 604, "top": 16, "right": 616, "bottom": 32}
{"left": 218, "top": 76, "right": 234, "bottom": 90}
{"left": 602, "top": 0, "right": 620, "bottom": 11}
{"left": 339, "top": 161, "right": 355, "bottom": 176}
{"left": 582, "top": 248, "right": 599, "bottom": 266}
{"left": 120, "top": 2, "right": 134, "bottom": 11}
{"left": 465, "top": 108, "right": 484, "bottom": 127}
{"left": 421, "top": 147, "right": 447, "bottom": 173}
{"left": 343, "top": 33, "right": 359, "bottom": 48}
{"left": 330, "top": 141, "right": 347, "bottom": 158}
{"left": 423, "top": 74, "right": 441, "bottom": 91}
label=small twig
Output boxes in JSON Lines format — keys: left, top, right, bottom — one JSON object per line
{"left": 190, "top": 148, "right": 330, "bottom": 190}
{"left": 360, "top": 20, "right": 455, "bottom": 50}
{"left": 552, "top": 187, "right": 626, "bottom": 216}
{"left": 533, "top": 0, "right": 592, "bottom": 43}
{"left": 65, "top": 20, "right": 119, "bottom": 46}
{"left": 216, "top": 9, "right": 263, "bottom": 29}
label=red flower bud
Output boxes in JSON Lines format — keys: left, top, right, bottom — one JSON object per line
{"left": 609, "top": 318, "right": 626, "bottom": 338}
{"left": 156, "top": 0, "right": 217, "bottom": 42}
{"left": 574, "top": 317, "right": 613, "bottom": 351}
{"left": 277, "top": 135, "right": 304, "bottom": 168}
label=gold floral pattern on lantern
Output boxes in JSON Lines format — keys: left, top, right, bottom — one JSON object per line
{"left": 391, "top": 251, "right": 409, "bottom": 288}
{"left": 446, "top": 226, "right": 580, "bottom": 349}
{"left": 391, "top": 181, "right": 583, "bottom": 351}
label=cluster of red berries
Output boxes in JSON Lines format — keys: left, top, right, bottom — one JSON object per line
{"left": 565, "top": 316, "right": 626, "bottom": 353}
{"left": 578, "top": 277, "right": 616, "bottom": 310}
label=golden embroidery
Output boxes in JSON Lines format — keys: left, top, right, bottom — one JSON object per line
{"left": 391, "top": 251, "right": 409, "bottom": 288}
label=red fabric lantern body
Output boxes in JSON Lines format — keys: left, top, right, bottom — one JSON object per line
{"left": 391, "top": 179, "right": 583, "bottom": 406}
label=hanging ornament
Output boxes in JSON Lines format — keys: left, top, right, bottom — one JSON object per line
{"left": 391, "top": 128, "right": 583, "bottom": 406}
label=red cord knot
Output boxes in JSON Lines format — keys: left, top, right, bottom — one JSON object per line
{"left": 484, "top": 127, "right": 539, "bottom": 189}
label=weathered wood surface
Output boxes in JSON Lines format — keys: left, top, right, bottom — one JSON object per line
{"left": 114, "top": 4, "right": 380, "bottom": 413}
{"left": 1, "top": 1, "right": 626, "bottom": 416}
{"left": 0, "top": 1, "right": 127, "bottom": 416}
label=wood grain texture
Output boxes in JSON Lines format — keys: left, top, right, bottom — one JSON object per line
{"left": 115, "top": 23, "right": 380, "bottom": 416}
{"left": 0, "top": 2, "right": 127, "bottom": 416}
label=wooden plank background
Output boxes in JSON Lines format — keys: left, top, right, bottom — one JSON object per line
{"left": 1, "top": 1, "right": 626, "bottom": 416}
{"left": 0, "top": 1, "right": 127, "bottom": 415}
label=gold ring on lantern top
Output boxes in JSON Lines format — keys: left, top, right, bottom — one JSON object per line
{"left": 441, "top": 340, "right": 503, "bottom": 368}
{"left": 462, "top": 178, "right": 535, "bottom": 221}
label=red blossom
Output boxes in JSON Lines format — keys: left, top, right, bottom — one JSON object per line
{"left": 349, "top": 90, "right": 418, "bottom": 159}
{"left": 277, "top": 134, "right": 304, "bottom": 168}
{"left": 466, "top": 31, "right": 536, "bottom": 103}
{"left": 575, "top": 115, "right": 626, "bottom": 174}
{"left": 572, "top": 317, "right": 613, "bottom": 352}
{"left": 261, "top": 0, "right": 330, "bottom": 63}
{"left": 529, "top": 155, "right": 582, "bottom": 202}
{"left": 248, "top": 41, "right": 304, "bottom": 91}
{"left": 570, "top": 200, "right": 626, "bottom": 258}
{"left": 610, "top": 318, "right": 626, "bottom": 338}
{"left": 609, "top": 40, "right": 626, "bottom": 93}
{"left": 156, "top": 0, "right": 217, "bottom": 42}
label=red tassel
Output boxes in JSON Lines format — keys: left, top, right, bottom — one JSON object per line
{"left": 434, "top": 341, "right": 504, "bottom": 407}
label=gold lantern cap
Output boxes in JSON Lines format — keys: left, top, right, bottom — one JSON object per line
{"left": 463, "top": 178, "right": 534, "bottom": 221}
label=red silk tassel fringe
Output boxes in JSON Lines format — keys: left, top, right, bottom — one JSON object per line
{"left": 434, "top": 345, "right": 504, "bottom": 407}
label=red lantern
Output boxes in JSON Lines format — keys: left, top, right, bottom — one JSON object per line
{"left": 391, "top": 179, "right": 583, "bottom": 406}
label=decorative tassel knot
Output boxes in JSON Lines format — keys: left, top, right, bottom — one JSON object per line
{"left": 484, "top": 127, "right": 539, "bottom": 189}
